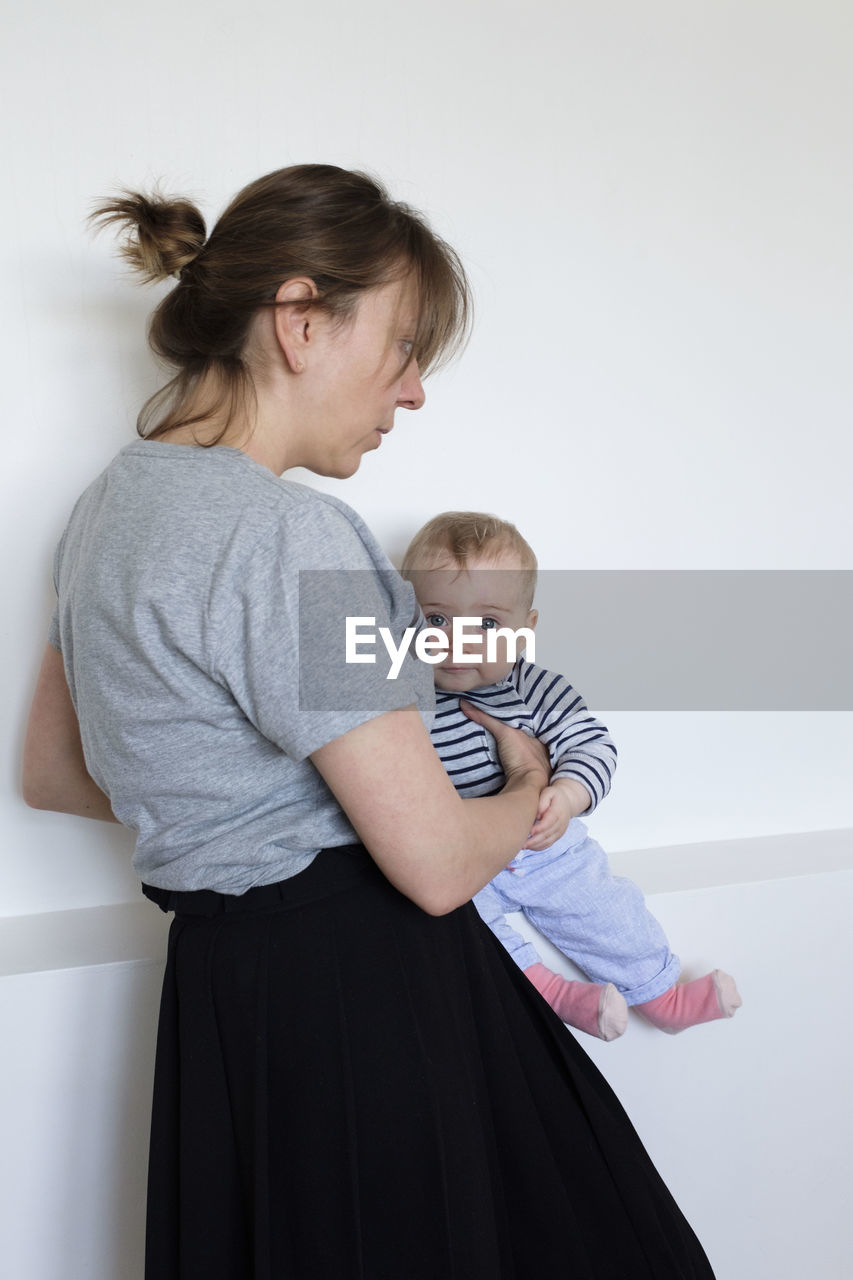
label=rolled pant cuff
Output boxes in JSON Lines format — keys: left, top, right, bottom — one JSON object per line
{"left": 620, "top": 955, "right": 682, "bottom": 1006}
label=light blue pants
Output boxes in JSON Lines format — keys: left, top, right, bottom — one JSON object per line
{"left": 473, "top": 818, "right": 680, "bottom": 1005}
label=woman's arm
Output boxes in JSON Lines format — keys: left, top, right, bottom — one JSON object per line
{"left": 22, "top": 645, "right": 547, "bottom": 899}
{"left": 22, "top": 644, "right": 118, "bottom": 822}
{"left": 310, "top": 701, "right": 549, "bottom": 916}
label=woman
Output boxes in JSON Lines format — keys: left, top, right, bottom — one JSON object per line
{"left": 23, "top": 165, "right": 715, "bottom": 1278}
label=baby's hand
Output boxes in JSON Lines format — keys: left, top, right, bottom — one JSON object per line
{"left": 524, "top": 784, "right": 573, "bottom": 851}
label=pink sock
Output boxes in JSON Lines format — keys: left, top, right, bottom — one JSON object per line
{"left": 637, "top": 970, "right": 742, "bottom": 1034}
{"left": 525, "top": 961, "right": 628, "bottom": 1041}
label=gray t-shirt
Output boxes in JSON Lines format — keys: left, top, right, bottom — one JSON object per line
{"left": 49, "top": 441, "right": 433, "bottom": 892}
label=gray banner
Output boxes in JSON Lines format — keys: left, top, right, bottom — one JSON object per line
{"left": 298, "top": 569, "right": 853, "bottom": 711}
{"left": 532, "top": 570, "right": 852, "bottom": 710}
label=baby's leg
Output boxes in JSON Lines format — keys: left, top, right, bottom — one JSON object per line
{"left": 473, "top": 879, "right": 542, "bottom": 969}
{"left": 524, "top": 962, "right": 628, "bottom": 1042}
{"left": 517, "top": 823, "right": 741, "bottom": 1032}
{"left": 635, "top": 972, "right": 742, "bottom": 1034}
{"left": 517, "top": 823, "right": 680, "bottom": 1005}
{"left": 474, "top": 875, "right": 627, "bottom": 1041}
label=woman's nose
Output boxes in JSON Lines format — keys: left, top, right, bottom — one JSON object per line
{"left": 398, "top": 360, "right": 426, "bottom": 410}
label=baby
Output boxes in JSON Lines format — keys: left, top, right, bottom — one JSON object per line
{"left": 401, "top": 511, "right": 741, "bottom": 1040}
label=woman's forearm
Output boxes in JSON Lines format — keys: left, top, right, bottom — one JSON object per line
{"left": 435, "top": 771, "right": 543, "bottom": 908}
{"left": 23, "top": 764, "right": 118, "bottom": 822}
{"left": 22, "top": 644, "right": 118, "bottom": 823}
{"left": 311, "top": 706, "right": 548, "bottom": 916}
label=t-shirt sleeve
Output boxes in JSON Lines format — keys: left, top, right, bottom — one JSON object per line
{"left": 212, "top": 496, "right": 434, "bottom": 762}
{"left": 47, "top": 606, "right": 62, "bottom": 652}
{"left": 47, "top": 534, "right": 64, "bottom": 651}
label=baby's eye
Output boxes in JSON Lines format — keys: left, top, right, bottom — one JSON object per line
{"left": 425, "top": 613, "right": 449, "bottom": 628}
{"left": 481, "top": 617, "right": 499, "bottom": 630}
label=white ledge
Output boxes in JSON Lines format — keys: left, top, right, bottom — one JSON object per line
{"left": 0, "top": 900, "right": 171, "bottom": 978}
{"left": 607, "top": 826, "right": 853, "bottom": 894}
{"left": 1, "top": 828, "right": 851, "bottom": 979}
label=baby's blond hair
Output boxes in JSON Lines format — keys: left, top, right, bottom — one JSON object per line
{"left": 401, "top": 511, "right": 537, "bottom": 610}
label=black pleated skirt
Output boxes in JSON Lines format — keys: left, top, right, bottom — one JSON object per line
{"left": 144, "top": 846, "right": 715, "bottom": 1279}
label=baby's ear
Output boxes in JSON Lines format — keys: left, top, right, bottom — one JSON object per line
{"left": 526, "top": 608, "right": 539, "bottom": 630}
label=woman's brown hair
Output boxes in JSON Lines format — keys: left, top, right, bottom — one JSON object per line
{"left": 91, "top": 164, "right": 471, "bottom": 442}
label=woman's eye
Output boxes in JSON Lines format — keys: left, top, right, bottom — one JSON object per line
{"left": 399, "top": 339, "right": 414, "bottom": 356}
{"left": 425, "top": 613, "right": 448, "bottom": 628}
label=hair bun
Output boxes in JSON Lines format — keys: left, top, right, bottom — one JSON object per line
{"left": 90, "top": 189, "right": 206, "bottom": 283}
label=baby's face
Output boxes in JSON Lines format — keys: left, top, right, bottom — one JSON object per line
{"left": 408, "top": 552, "right": 538, "bottom": 692}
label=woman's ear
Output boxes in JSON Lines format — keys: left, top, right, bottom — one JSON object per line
{"left": 272, "top": 277, "right": 319, "bottom": 373}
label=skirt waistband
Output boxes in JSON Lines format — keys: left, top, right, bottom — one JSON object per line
{"left": 142, "top": 844, "right": 372, "bottom": 917}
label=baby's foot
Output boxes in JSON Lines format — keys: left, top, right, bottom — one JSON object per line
{"left": 636, "top": 970, "right": 742, "bottom": 1034}
{"left": 526, "top": 962, "right": 628, "bottom": 1041}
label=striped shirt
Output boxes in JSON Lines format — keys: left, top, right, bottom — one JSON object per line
{"left": 431, "top": 657, "right": 617, "bottom": 812}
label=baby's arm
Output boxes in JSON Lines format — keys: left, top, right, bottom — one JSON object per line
{"left": 517, "top": 663, "right": 617, "bottom": 850}
{"left": 525, "top": 778, "right": 591, "bottom": 851}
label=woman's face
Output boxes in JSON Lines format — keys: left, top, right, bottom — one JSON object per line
{"left": 296, "top": 275, "right": 425, "bottom": 479}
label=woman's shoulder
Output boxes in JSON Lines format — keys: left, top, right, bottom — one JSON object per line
{"left": 276, "top": 475, "right": 376, "bottom": 539}
{"left": 109, "top": 441, "right": 388, "bottom": 569}
{"left": 267, "top": 476, "right": 395, "bottom": 576}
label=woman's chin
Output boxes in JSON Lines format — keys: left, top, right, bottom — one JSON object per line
{"left": 316, "top": 457, "right": 362, "bottom": 480}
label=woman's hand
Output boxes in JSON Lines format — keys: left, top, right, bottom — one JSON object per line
{"left": 459, "top": 701, "right": 551, "bottom": 792}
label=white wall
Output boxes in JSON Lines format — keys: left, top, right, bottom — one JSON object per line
{"left": 0, "top": 958, "right": 161, "bottom": 1278}
{"left": 2, "top": 1, "right": 852, "bottom": 1275}
{"left": 4, "top": 0, "right": 853, "bottom": 915}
